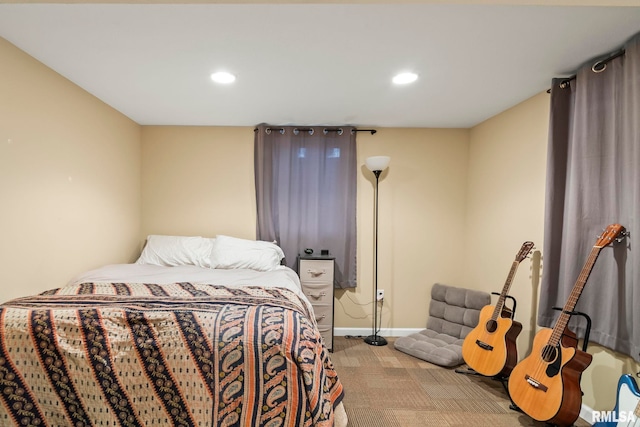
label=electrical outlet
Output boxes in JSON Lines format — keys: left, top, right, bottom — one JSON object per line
{"left": 376, "top": 289, "right": 384, "bottom": 301}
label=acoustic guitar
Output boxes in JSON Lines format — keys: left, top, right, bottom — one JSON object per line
{"left": 592, "top": 374, "right": 640, "bottom": 426}
{"left": 461, "top": 241, "right": 534, "bottom": 377}
{"left": 508, "top": 223, "right": 626, "bottom": 427}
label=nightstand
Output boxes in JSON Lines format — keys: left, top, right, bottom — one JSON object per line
{"left": 297, "top": 255, "right": 335, "bottom": 352}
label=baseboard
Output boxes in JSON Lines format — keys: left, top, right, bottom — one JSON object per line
{"left": 580, "top": 403, "right": 595, "bottom": 425}
{"left": 334, "top": 327, "right": 423, "bottom": 337}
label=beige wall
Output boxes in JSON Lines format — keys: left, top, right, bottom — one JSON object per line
{"left": 464, "top": 91, "right": 640, "bottom": 412}
{"left": 463, "top": 92, "right": 549, "bottom": 357}
{"left": 0, "top": 37, "right": 142, "bottom": 301}
{"left": 339, "top": 128, "right": 470, "bottom": 330}
{"left": 140, "top": 126, "right": 470, "bottom": 331}
{"left": 140, "top": 126, "right": 256, "bottom": 239}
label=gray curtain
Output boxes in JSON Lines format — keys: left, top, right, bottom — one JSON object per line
{"left": 254, "top": 124, "right": 357, "bottom": 288}
{"left": 539, "top": 32, "right": 640, "bottom": 360}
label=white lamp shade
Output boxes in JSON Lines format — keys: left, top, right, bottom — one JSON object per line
{"left": 365, "top": 156, "right": 391, "bottom": 172}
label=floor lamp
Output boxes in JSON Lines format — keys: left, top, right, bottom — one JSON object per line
{"left": 364, "top": 155, "right": 390, "bottom": 346}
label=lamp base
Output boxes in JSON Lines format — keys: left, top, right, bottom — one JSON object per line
{"left": 364, "top": 334, "right": 388, "bottom": 346}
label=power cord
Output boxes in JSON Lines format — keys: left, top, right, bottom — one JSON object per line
{"left": 343, "top": 299, "right": 385, "bottom": 340}
{"left": 344, "top": 335, "right": 365, "bottom": 340}
{"left": 376, "top": 299, "right": 384, "bottom": 334}
{"left": 336, "top": 292, "right": 387, "bottom": 338}
{"left": 335, "top": 294, "right": 370, "bottom": 320}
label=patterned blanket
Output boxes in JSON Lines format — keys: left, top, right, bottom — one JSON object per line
{"left": 0, "top": 282, "right": 343, "bottom": 426}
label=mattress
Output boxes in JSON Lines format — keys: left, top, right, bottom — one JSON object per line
{"left": 0, "top": 264, "right": 345, "bottom": 426}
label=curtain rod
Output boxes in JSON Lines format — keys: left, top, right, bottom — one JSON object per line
{"left": 253, "top": 126, "right": 377, "bottom": 135}
{"left": 549, "top": 48, "right": 626, "bottom": 92}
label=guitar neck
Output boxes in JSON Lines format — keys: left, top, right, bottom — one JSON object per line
{"left": 491, "top": 260, "right": 520, "bottom": 320}
{"left": 549, "top": 245, "right": 603, "bottom": 346}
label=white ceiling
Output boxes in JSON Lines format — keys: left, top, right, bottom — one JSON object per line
{"left": 0, "top": 3, "right": 639, "bottom": 128}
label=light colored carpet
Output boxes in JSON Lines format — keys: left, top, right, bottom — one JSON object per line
{"left": 331, "top": 336, "right": 591, "bottom": 427}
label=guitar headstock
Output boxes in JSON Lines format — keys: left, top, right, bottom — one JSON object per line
{"left": 515, "top": 241, "right": 535, "bottom": 262}
{"left": 595, "top": 224, "right": 626, "bottom": 248}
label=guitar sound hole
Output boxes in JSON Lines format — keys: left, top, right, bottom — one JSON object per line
{"left": 541, "top": 344, "right": 558, "bottom": 363}
{"left": 485, "top": 320, "right": 497, "bottom": 333}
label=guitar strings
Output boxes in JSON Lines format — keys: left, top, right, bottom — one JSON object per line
{"left": 514, "top": 228, "right": 624, "bottom": 422}
{"left": 525, "top": 246, "right": 602, "bottom": 397}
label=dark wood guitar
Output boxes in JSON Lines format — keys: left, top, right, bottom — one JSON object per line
{"left": 461, "top": 241, "right": 534, "bottom": 377}
{"left": 508, "top": 223, "right": 626, "bottom": 427}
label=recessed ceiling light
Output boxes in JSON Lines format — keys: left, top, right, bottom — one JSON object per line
{"left": 392, "top": 72, "right": 418, "bottom": 85}
{"left": 210, "top": 71, "right": 236, "bottom": 84}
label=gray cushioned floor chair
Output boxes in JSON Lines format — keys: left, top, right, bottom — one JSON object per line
{"left": 394, "top": 283, "right": 490, "bottom": 367}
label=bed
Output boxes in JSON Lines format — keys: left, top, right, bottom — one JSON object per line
{"left": 0, "top": 235, "right": 346, "bottom": 427}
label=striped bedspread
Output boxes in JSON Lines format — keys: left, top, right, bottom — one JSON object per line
{"left": 0, "top": 282, "right": 343, "bottom": 426}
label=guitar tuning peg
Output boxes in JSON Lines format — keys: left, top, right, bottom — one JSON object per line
{"left": 615, "top": 232, "right": 629, "bottom": 243}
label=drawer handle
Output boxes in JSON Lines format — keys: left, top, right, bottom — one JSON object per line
{"left": 309, "top": 292, "right": 326, "bottom": 299}
{"left": 315, "top": 314, "right": 326, "bottom": 321}
{"left": 307, "top": 269, "right": 325, "bottom": 277}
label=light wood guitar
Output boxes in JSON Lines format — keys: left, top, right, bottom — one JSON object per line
{"left": 508, "top": 223, "right": 626, "bottom": 427}
{"left": 461, "top": 241, "right": 534, "bottom": 377}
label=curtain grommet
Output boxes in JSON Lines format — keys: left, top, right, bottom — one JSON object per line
{"left": 265, "top": 127, "right": 285, "bottom": 135}
{"left": 592, "top": 61, "right": 606, "bottom": 73}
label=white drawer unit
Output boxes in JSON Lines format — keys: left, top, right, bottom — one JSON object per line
{"left": 298, "top": 256, "right": 335, "bottom": 352}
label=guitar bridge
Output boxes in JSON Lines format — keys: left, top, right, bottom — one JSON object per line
{"left": 525, "top": 374, "right": 548, "bottom": 392}
{"left": 475, "top": 340, "right": 494, "bottom": 351}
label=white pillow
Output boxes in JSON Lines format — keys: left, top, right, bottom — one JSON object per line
{"left": 210, "top": 235, "right": 285, "bottom": 271}
{"left": 135, "top": 235, "right": 214, "bottom": 268}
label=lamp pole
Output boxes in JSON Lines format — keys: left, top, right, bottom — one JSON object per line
{"left": 364, "top": 168, "right": 387, "bottom": 346}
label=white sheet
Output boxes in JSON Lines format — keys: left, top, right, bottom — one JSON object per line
{"left": 69, "top": 263, "right": 310, "bottom": 306}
